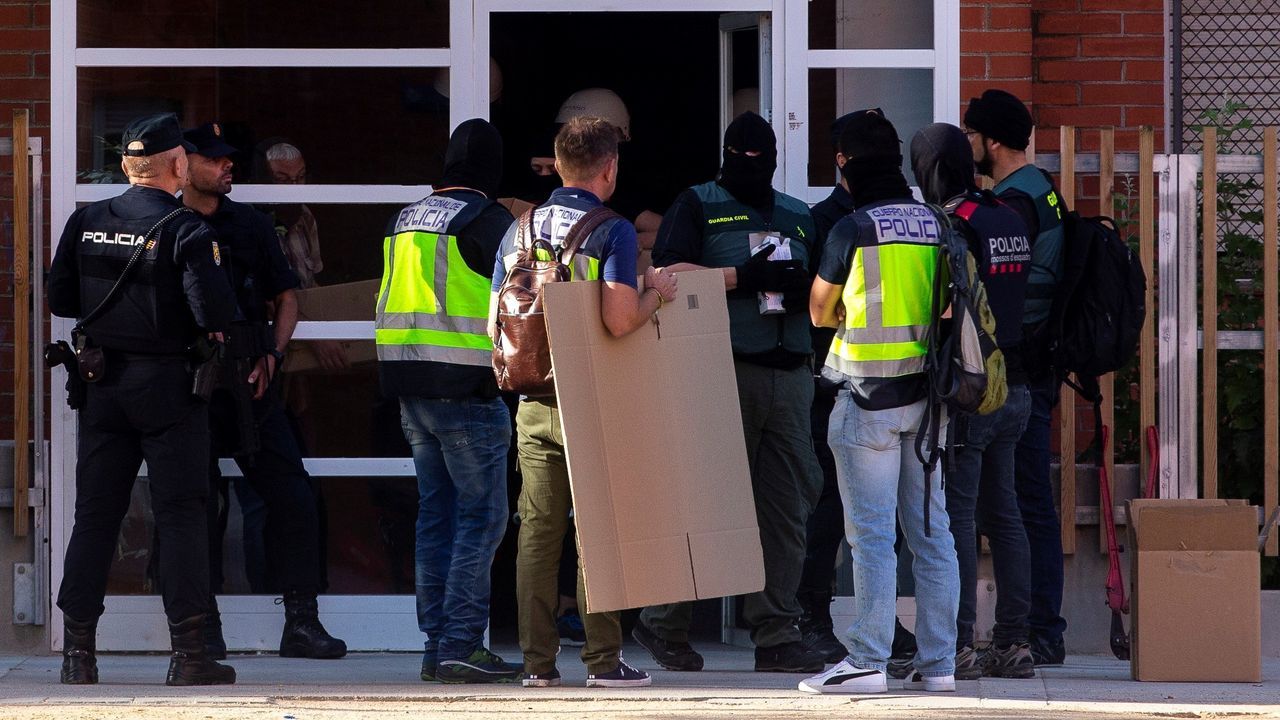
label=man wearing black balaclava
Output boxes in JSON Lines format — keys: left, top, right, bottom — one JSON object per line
{"left": 801, "top": 110, "right": 960, "bottom": 694}
{"left": 635, "top": 112, "right": 826, "bottom": 675}
{"left": 911, "top": 123, "right": 1037, "bottom": 682}
{"left": 375, "top": 118, "right": 521, "bottom": 683}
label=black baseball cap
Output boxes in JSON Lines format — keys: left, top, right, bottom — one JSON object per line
{"left": 121, "top": 112, "right": 196, "bottom": 157}
{"left": 183, "top": 121, "right": 239, "bottom": 158}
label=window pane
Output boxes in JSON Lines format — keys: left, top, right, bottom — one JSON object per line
{"left": 77, "top": 68, "right": 451, "bottom": 186}
{"left": 808, "top": 68, "right": 934, "bottom": 187}
{"left": 809, "top": 0, "right": 933, "bottom": 50}
{"left": 77, "top": 0, "right": 449, "bottom": 48}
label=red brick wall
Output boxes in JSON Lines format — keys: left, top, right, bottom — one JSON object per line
{"left": 962, "top": 0, "right": 1167, "bottom": 209}
{"left": 1, "top": 0, "right": 50, "bottom": 443}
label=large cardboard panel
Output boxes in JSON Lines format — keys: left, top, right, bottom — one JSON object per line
{"left": 284, "top": 279, "right": 380, "bottom": 373}
{"left": 544, "top": 269, "right": 765, "bottom": 613}
{"left": 1127, "top": 499, "right": 1261, "bottom": 682}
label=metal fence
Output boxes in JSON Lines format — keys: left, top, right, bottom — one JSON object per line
{"left": 1177, "top": 0, "right": 1280, "bottom": 153}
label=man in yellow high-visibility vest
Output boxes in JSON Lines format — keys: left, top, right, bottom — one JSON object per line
{"left": 801, "top": 110, "right": 959, "bottom": 695}
{"left": 375, "top": 119, "right": 519, "bottom": 684}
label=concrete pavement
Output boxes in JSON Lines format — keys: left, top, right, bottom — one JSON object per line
{"left": 1, "top": 645, "right": 1277, "bottom": 719}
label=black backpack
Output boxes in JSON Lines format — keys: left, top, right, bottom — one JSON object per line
{"left": 1046, "top": 211, "right": 1147, "bottom": 401}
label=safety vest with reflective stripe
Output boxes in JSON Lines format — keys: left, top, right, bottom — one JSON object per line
{"left": 499, "top": 203, "right": 606, "bottom": 282}
{"left": 825, "top": 201, "right": 943, "bottom": 380}
{"left": 375, "top": 194, "right": 493, "bottom": 367}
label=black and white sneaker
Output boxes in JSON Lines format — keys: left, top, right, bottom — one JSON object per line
{"left": 586, "top": 659, "right": 652, "bottom": 688}
{"left": 798, "top": 659, "right": 888, "bottom": 694}
{"left": 521, "top": 668, "right": 562, "bottom": 687}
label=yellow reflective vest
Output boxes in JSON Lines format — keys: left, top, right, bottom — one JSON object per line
{"left": 375, "top": 194, "right": 493, "bottom": 367}
{"left": 825, "top": 201, "right": 943, "bottom": 380}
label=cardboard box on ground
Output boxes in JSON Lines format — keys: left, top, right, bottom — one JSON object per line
{"left": 543, "top": 269, "right": 766, "bottom": 614}
{"left": 1125, "top": 498, "right": 1264, "bottom": 682}
{"left": 282, "top": 279, "right": 380, "bottom": 373}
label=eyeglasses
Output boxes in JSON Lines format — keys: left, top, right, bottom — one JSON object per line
{"left": 962, "top": 130, "right": 980, "bottom": 138}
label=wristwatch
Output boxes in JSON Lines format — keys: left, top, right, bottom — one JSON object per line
{"left": 269, "top": 348, "right": 286, "bottom": 364}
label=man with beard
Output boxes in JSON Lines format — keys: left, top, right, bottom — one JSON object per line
{"left": 634, "top": 112, "right": 825, "bottom": 674}
{"left": 963, "top": 89, "right": 1069, "bottom": 667}
{"left": 911, "top": 122, "right": 1035, "bottom": 681}
{"left": 181, "top": 122, "right": 347, "bottom": 661}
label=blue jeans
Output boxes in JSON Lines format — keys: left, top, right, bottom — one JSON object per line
{"left": 947, "top": 384, "right": 1032, "bottom": 650}
{"left": 1013, "top": 376, "right": 1068, "bottom": 644}
{"left": 830, "top": 390, "right": 959, "bottom": 677}
{"left": 400, "top": 396, "right": 511, "bottom": 662}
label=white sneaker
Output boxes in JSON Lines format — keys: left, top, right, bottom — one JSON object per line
{"left": 798, "top": 660, "right": 888, "bottom": 694}
{"left": 903, "top": 670, "right": 956, "bottom": 692}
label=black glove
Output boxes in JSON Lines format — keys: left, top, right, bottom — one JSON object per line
{"left": 736, "top": 245, "right": 811, "bottom": 293}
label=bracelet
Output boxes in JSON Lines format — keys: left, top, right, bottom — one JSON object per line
{"left": 646, "top": 286, "right": 665, "bottom": 309}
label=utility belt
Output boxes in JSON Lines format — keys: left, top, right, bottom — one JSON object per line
{"left": 44, "top": 329, "right": 214, "bottom": 410}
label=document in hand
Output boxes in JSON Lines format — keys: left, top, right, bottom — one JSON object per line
{"left": 544, "top": 269, "right": 766, "bottom": 613}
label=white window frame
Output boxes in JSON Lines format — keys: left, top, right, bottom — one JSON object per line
{"left": 783, "top": 0, "right": 960, "bottom": 203}
{"left": 49, "top": 0, "right": 959, "bottom": 650}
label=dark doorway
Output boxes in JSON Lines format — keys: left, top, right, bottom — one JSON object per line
{"left": 489, "top": 12, "right": 729, "bottom": 217}
{"left": 486, "top": 12, "right": 753, "bottom": 643}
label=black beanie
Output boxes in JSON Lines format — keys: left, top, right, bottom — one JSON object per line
{"left": 963, "top": 89, "right": 1033, "bottom": 151}
{"left": 838, "top": 109, "right": 912, "bottom": 208}
{"left": 838, "top": 109, "right": 901, "bottom": 164}
{"left": 831, "top": 108, "right": 881, "bottom": 152}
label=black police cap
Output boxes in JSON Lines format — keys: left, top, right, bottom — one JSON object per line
{"left": 121, "top": 112, "right": 196, "bottom": 157}
{"left": 183, "top": 122, "right": 239, "bottom": 158}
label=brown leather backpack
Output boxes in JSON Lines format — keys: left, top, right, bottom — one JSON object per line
{"left": 491, "top": 206, "right": 621, "bottom": 397}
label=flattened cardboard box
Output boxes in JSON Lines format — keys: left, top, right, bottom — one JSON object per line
{"left": 283, "top": 279, "right": 379, "bottom": 373}
{"left": 544, "top": 269, "right": 766, "bottom": 613}
{"left": 1126, "top": 498, "right": 1260, "bottom": 682}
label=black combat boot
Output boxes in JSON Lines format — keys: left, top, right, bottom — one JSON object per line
{"left": 61, "top": 615, "right": 99, "bottom": 685}
{"left": 204, "top": 596, "right": 227, "bottom": 660}
{"left": 166, "top": 615, "right": 237, "bottom": 686}
{"left": 279, "top": 590, "right": 347, "bottom": 659}
{"left": 798, "top": 590, "right": 848, "bottom": 664}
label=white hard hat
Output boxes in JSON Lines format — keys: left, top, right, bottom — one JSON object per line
{"left": 555, "top": 88, "right": 631, "bottom": 141}
{"left": 434, "top": 59, "right": 504, "bottom": 103}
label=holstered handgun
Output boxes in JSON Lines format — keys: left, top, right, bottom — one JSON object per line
{"left": 44, "top": 340, "right": 85, "bottom": 410}
{"left": 220, "top": 323, "right": 268, "bottom": 458}
{"left": 190, "top": 336, "right": 222, "bottom": 403}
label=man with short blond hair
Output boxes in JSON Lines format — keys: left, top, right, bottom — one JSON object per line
{"left": 493, "top": 116, "right": 676, "bottom": 689}
{"left": 49, "top": 112, "right": 237, "bottom": 686}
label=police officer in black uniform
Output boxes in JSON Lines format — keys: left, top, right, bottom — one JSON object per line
{"left": 48, "top": 113, "right": 238, "bottom": 686}
{"left": 180, "top": 122, "right": 347, "bottom": 660}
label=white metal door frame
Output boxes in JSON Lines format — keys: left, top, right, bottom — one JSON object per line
{"left": 50, "top": 0, "right": 961, "bottom": 651}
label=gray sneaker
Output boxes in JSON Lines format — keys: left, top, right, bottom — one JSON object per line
{"left": 982, "top": 642, "right": 1036, "bottom": 679}
{"left": 955, "top": 645, "right": 984, "bottom": 681}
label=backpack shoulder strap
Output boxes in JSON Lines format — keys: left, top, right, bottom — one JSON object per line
{"left": 560, "top": 206, "right": 622, "bottom": 268}
{"left": 514, "top": 209, "right": 537, "bottom": 255}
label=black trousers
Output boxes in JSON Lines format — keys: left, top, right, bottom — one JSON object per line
{"left": 798, "top": 381, "right": 844, "bottom": 601}
{"left": 207, "top": 389, "right": 320, "bottom": 595}
{"left": 58, "top": 355, "right": 211, "bottom": 624}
